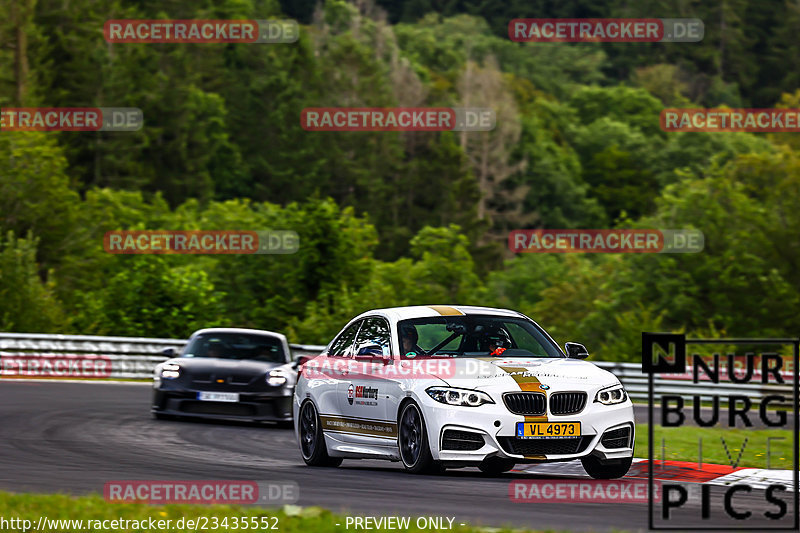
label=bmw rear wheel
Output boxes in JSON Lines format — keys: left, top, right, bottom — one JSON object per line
{"left": 299, "top": 401, "right": 342, "bottom": 467}
{"left": 398, "top": 402, "right": 440, "bottom": 474}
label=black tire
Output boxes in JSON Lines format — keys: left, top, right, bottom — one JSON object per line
{"left": 298, "top": 401, "right": 342, "bottom": 467}
{"left": 478, "top": 457, "right": 516, "bottom": 475}
{"left": 398, "top": 402, "right": 441, "bottom": 474}
{"left": 581, "top": 455, "right": 632, "bottom": 479}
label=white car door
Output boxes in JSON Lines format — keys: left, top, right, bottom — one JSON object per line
{"left": 335, "top": 316, "right": 396, "bottom": 444}
{"left": 314, "top": 319, "right": 362, "bottom": 432}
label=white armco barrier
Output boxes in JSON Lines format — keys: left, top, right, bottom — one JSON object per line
{"left": 0, "top": 332, "right": 794, "bottom": 402}
{"left": 0, "top": 332, "right": 324, "bottom": 380}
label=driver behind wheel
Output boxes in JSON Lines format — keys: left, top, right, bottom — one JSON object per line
{"left": 400, "top": 324, "right": 424, "bottom": 357}
{"left": 206, "top": 339, "right": 224, "bottom": 358}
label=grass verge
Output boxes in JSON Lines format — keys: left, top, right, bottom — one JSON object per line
{"left": 634, "top": 424, "right": 794, "bottom": 469}
{"left": 0, "top": 491, "right": 578, "bottom": 533}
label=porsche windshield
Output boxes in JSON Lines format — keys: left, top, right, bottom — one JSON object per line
{"left": 182, "top": 333, "right": 287, "bottom": 363}
{"left": 397, "top": 315, "right": 563, "bottom": 358}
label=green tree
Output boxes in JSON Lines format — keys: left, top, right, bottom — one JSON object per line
{"left": 289, "top": 224, "right": 482, "bottom": 343}
{"left": 0, "top": 132, "right": 80, "bottom": 272}
{"left": 200, "top": 197, "right": 377, "bottom": 331}
{"left": 72, "top": 255, "right": 225, "bottom": 338}
{"left": 0, "top": 231, "right": 65, "bottom": 332}
{"left": 482, "top": 253, "right": 563, "bottom": 312}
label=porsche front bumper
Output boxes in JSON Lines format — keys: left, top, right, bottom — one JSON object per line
{"left": 152, "top": 387, "right": 294, "bottom": 422}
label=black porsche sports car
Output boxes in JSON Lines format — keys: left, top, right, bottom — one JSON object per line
{"left": 151, "top": 328, "right": 298, "bottom": 423}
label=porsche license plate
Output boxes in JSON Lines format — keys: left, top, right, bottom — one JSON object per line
{"left": 197, "top": 391, "right": 239, "bottom": 402}
{"left": 516, "top": 422, "right": 580, "bottom": 439}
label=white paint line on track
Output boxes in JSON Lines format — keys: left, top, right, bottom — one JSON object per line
{"left": 708, "top": 468, "right": 798, "bottom": 492}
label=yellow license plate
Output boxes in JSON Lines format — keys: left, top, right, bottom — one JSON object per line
{"left": 516, "top": 422, "right": 580, "bottom": 439}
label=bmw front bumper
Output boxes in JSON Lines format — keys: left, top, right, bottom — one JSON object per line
{"left": 419, "top": 394, "right": 634, "bottom": 465}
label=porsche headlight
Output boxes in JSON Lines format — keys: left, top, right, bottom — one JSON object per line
{"left": 426, "top": 387, "right": 494, "bottom": 407}
{"left": 267, "top": 369, "right": 289, "bottom": 386}
{"left": 595, "top": 384, "right": 627, "bottom": 405}
{"left": 160, "top": 363, "right": 181, "bottom": 380}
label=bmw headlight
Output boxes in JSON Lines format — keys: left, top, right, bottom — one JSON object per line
{"left": 160, "top": 363, "right": 181, "bottom": 380}
{"left": 267, "top": 369, "right": 289, "bottom": 386}
{"left": 595, "top": 384, "right": 627, "bottom": 405}
{"left": 426, "top": 387, "right": 494, "bottom": 407}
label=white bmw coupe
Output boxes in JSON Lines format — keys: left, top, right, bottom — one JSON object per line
{"left": 293, "top": 305, "right": 634, "bottom": 478}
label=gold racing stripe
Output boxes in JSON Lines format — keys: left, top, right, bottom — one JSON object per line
{"left": 466, "top": 361, "right": 549, "bottom": 422}
{"left": 498, "top": 365, "right": 548, "bottom": 460}
{"left": 320, "top": 415, "right": 398, "bottom": 438}
{"left": 497, "top": 365, "right": 548, "bottom": 422}
{"left": 428, "top": 305, "right": 464, "bottom": 316}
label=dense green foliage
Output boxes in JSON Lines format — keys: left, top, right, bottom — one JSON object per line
{"left": 1, "top": 0, "right": 798, "bottom": 361}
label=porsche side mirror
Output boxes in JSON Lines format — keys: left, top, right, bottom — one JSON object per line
{"left": 162, "top": 347, "right": 176, "bottom": 357}
{"left": 565, "top": 342, "right": 589, "bottom": 359}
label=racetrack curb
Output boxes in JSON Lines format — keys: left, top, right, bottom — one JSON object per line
{"left": 513, "top": 458, "right": 796, "bottom": 491}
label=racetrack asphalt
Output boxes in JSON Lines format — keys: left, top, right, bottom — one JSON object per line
{"left": 0, "top": 381, "right": 794, "bottom": 532}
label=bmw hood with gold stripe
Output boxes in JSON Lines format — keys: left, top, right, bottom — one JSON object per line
{"left": 429, "top": 356, "right": 619, "bottom": 392}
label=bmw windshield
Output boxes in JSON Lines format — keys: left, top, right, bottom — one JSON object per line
{"left": 182, "top": 333, "right": 287, "bottom": 363}
{"left": 397, "top": 315, "right": 564, "bottom": 358}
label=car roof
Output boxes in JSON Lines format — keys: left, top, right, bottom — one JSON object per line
{"left": 190, "top": 328, "right": 287, "bottom": 341}
{"left": 353, "top": 305, "right": 526, "bottom": 322}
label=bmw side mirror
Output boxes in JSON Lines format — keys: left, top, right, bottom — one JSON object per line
{"left": 356, "top": 344, "right": 383, "bottom": 357}
{"left": 162, "top": 347, "right": 176, "bottom": 357}
{"left": 565, "top": 342, "right": 589, "bottom": 359}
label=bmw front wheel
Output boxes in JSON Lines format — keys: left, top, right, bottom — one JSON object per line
{"left": 299, "top": 401, "right": 342, "bottom": 467}
{"left": 398, "top": 402, "right": 441, "bottom": 474}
